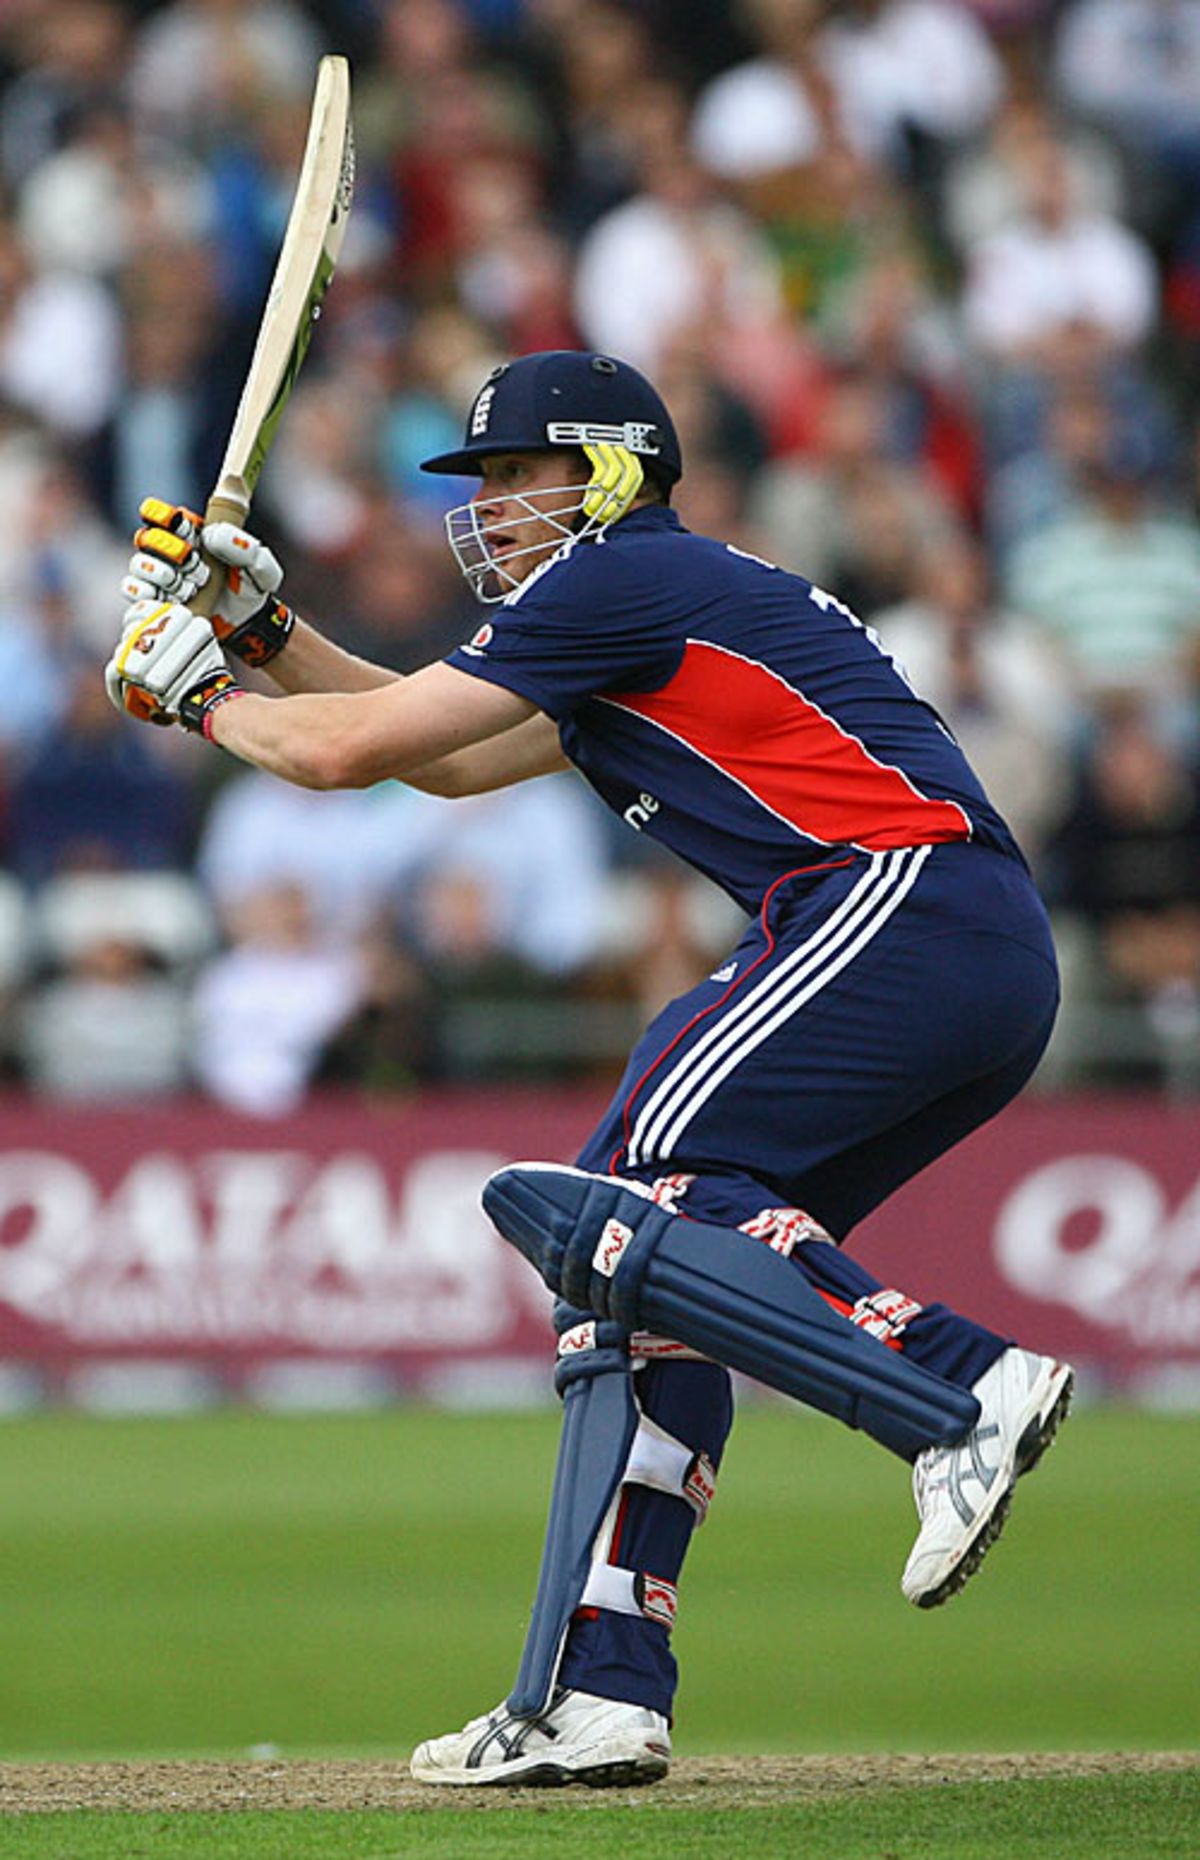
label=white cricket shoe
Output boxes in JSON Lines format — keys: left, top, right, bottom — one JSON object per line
{"left": 410, "top": 1687, "right": 672, "bottom": 1788}
{"left": 901, "top": 1347, "right": 1074, "bottom": 1609}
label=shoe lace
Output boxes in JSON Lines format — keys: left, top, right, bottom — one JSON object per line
{"left": 912, "top": 1444, "right": 951, "bottom": 1513}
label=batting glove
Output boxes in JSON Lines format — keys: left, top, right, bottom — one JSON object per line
{"left": 123, "top": 498, "right": 295, "bottom": 669}
{"left": 105, "top": 600, "right": 246, "bottom": 736}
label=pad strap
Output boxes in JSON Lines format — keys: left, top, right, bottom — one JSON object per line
{"left": 580, "top": 1564, "right": 678, "bottom": 1630}
{"left": 625, "top": 1416, "right": 716, "bottom": 1522}
{"left": 630, "top": 1331, "right": 710, "bottom": 1364}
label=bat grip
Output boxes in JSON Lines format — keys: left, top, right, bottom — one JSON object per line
{"left": 190, "top": 493, "right": 249, "bottom": 621}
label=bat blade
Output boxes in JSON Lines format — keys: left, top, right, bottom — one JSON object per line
{"left": 193, "top": 54, "right": 354, "bottom": 615}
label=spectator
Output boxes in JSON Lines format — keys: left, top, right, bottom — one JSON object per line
{"left": 195, "top": 766, "right": 613, "bottom": 978}
{"left": 14, "top": 99, "right": 213, "bottom": 282}
{"left": 91, "top": 244, "right": 233, "bottom": 530}
{"left": 0, "top": 216, "right": 122, "bottom": 440}
{"left": 1043, "top": 696, "right": 1200, "bottom": 1085}
{"left": 13, "top": 872, "right": 208, "bottom": 1100}
{"left": 960, "top": 125, "right": 1159, "bottom": 370}
{"left": 128, "top": 0, "right": 323, "bottom": 147}
{"left": 573, "top": 75, "right": 784, "bottom": 375}
{"left": 0, "top": 0, "right": 130, "bottom": 191}
{"left": 1054, "top": 0, "right": 1200, "bottom": 237}
{"left": 529, "top": 0, "right": 666, "bottom": 236}
{"left": 984, "top": 377, "right": 1118, "bottom": 565}
{"left": 870, "top": 532, "right": 1077, "bottom": 859}
{"left": 0, "top": 568, "right": 70, "bottom": 771}
{"left": 942, "top": 93, "right": 1130, "bottom": 259}
{"left": 1004, "top": 423, "right": 1200, "bottom": 707}
{"left": 376, "top": 304, "right": 504, "bottom": 522}
{"left": 821, "top": 0, "right": 1005, "bottom": 175}
{"left": 16, "top": 928, "right": 192, "bottom": 1100}
{"left": 747, "top": 368, "right": 961, "bottom": 609}
{"left": 191, "top": 879, "right": 366, "bottom": 1115}
{"left": 690, "top": 0, "right": 904, "bottom": 329}
{"left": 6, "top": 661, "right": 196, "bottom": 883}
{"left": 690, "top": 0, "right": 864, "bottom": 185}
{"left": 826, "top": 246, "right": 981, "bottom": 524}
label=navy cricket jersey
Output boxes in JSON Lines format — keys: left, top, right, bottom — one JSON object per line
{"left": 446, "top": 507, "right": 1022, "bottom": 915}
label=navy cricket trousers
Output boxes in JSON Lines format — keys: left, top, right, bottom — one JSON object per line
{"left": 579, "top": 839, "right": 1059, "bottom": 1237}
{"left": 556, "top": 841, "right": 1060, "bottom": 1715}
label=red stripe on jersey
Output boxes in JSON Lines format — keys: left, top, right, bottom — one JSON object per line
{"left": 605, "top": 641, "right": 972, "bottom": 851}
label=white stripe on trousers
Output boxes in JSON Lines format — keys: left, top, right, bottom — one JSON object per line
{"left": 627, "top": 846, "right": 932, "bottom": 1168}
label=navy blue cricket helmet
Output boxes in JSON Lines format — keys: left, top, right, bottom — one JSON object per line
{"left": 420, "top": 349, "right": 683, "bottom": 488}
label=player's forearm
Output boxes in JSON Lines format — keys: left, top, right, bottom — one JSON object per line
{"left": 206, "top": 688, "right": 413, "bottom": 789}
{"left": 204, "top": 662, "right": 543, "bottom": 793}
{"left": 405, "top": 717, "right": 569, "bottom": 795}
{"left": 265, "top": 614, "right": 400, "bottom": 694}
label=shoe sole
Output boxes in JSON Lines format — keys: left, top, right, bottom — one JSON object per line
{"left": 915, "top": 1360, "right": 1074, "bottom": 1610}
{"left": 411, "top": 1743, "right": 671, "bottom": 1789}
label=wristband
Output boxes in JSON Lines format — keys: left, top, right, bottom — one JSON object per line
{"left": 217, "top": 597, "right": 296, "bottom": 668}
{"left": 201, "top": 687, "right": 247, "bottom": 741}
{"left": 177, "top": 670, "right": 246, "bottom": 737}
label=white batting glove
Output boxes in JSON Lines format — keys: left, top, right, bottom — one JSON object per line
{"left": 105, "top": 600, "right": 245, "bottom": 735}
{"left": 122, "top": 498, "right": 294, "bottom": 668}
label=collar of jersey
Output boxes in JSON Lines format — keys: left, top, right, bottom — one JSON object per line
{"left": 501, "top": 505, "right": 683, "bottom": 605}
{"left": 607, "top": 505, "right": 683, "bottom": 537}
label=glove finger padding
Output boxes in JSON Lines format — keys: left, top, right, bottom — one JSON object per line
{"left": 138, "top": 496, "right": 203, "bottom": 537}
{"left": 127, "top": 499, "right": 210, "bottom": 608}
{"left": 123, "top": 496, "right": 291, "bottom": 667}
{"left": 107, "top": 600, "right": 234, "bottom": 728}
{"left": 199, "top": 522, "right": 292, "bottom": 666}
{"left": 122, "top": 546, "right": 209, "bottom": 609}
{"left": 200, "top": 521, "right": 283, "bottom": 597}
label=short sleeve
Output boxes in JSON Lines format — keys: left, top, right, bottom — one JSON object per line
{"left": 444, "top": 542, "right": 684, "bottom": 721}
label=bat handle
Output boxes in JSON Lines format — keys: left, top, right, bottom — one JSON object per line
{"left": 190, "top": 492, "right": 250, "bottom": 621}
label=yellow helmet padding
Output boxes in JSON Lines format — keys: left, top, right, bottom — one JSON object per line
{"left": 581, "top": 441, "right": 644, "bottom": 527}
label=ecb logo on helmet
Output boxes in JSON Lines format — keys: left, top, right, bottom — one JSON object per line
{"left": 470, "top": 385, "right": 496, "bottom": 437}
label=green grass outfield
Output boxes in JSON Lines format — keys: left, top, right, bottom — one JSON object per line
{"left": 0, "top": 1404, "right": 1195, "bottom": 1756}
{"left": 0, "top": 1405, "right": 1195, "bottom": 1855}
{"left": 0, "top": 1773, "right": 1197, "bottom": 1859}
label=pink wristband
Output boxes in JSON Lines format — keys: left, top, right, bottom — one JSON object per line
{"left": 201, "top": 686, "right": 248, "bottom": 742}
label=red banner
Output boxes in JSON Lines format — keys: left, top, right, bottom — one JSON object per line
{"left": 855, "top": 1096, "right": 1200, "bottom": 1395}
{"left": 0, "top": 1091, "right": 1196, "bottom": 1398}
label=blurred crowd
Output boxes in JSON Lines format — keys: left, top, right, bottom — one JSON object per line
{"left": 1, "top": 0, "right": 1199, "bottom": 1114}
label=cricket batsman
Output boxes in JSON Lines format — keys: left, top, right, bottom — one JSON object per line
{"left": 109, "top": 349, "right": 1073, "bottom": 1788}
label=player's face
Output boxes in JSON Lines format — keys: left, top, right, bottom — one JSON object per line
{"left": 440, "top": 450, "right": 592, "bottom": 603}
{"left": 473, "top": 451, "right": 590, "bottom": 578}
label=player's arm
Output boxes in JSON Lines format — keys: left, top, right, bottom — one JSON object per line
{"left": 210, "top": 661, "right": 552, "bottom": 792}
{"left": 106, "top": 595, "right": 564, "bottom": 793}
{"left": 404, "top": 710, "right": 569, "bottom": 795}
{"left": 262, "top": 614, "right": 399, "bottom": 694}
{"left": 119, "top": 504, "right": 571, "bottom": 792}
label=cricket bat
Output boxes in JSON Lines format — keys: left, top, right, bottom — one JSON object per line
{"left": 191, "top": 53, "right": 355, "bottom": 618}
